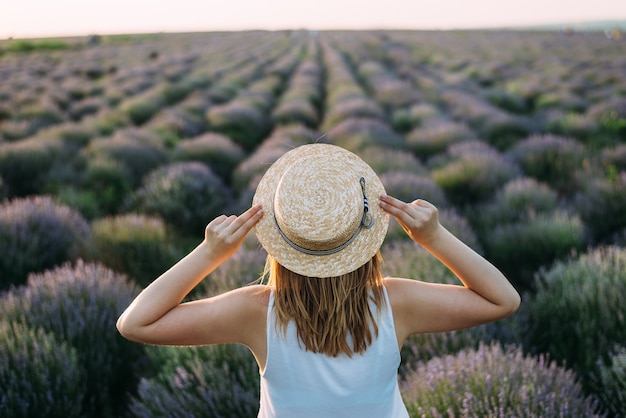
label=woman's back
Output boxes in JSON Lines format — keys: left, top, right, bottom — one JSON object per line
{"left": 259, "top": 287, "right": 408, "bottom": 418}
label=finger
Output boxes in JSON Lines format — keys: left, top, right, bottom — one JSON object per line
{"left": 235, "top": 205, "right": 264, "bottom": 233}
{"left": 207, "top": 215, "right": 229, "bottom": 229}
{"left": 411, "top": 199, "right": 436, "bottom": 210}
{"left": 380, "top": 194, "right": 408, "bottom": 209}
{"left": 380, "top": 195, "right": 418, "bottom": 222}
{"left": 224, "top": 205, "right": 263, "bottom": 236}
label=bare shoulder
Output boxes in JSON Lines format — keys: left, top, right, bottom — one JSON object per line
{"left": 384, "top": 277, "right": 431, "bottom": 305}
{"left": 229, "top": 284, "right": 271, "bottom": 311}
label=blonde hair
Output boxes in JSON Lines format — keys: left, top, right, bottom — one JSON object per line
{"left": 262, "top": 251, "right": 385, "bottom": 357}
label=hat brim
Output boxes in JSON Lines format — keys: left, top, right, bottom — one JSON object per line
{"left": 253, "top": 144, "right": 389, "bottom": 278}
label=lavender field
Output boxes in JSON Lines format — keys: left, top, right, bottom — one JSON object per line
{"left": 1, "top": 30, "right": 625, "bottom": 417}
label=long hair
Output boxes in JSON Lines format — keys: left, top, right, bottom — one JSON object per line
{"left": 262, "top": 251, "right": 385, "bottom": 357}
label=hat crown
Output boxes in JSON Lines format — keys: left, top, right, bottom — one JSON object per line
{"left": 252, "top": 143, "right": 389, "bottom": 278}
{"left": 274, "top": 155, "right": 363, "bottom": 252}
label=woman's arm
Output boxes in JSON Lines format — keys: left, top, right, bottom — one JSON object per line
{"left": 379, "top": 195, "right": 521, "bottom": 342}
{"left": 116, "top": 205, "right": 265, "bottom": 346}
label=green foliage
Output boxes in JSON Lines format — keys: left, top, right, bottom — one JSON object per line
{"left": 485, "top": 88, "right": 529, "bottom": 114}
{"left": 575, "top": 172, "right": 626, "bottom": 244}
{"left": 484, "top": 211, "right": 584, "bottom": 290}
{"left": 172, "top": 133, "right": 245, "bottom": 183}
{"left": 508, "top": 134, "right": 585, "bottom": 195}
{"left": 475, "top": 178, "right": 559, "bottom": 228}
{"left": 406, "top": 121, "right": 475, "bottom": 160}
{"left": 0, "top": 137, "right": 64, "bottom": 197}
{"left": 198, "top": 247, "right": 266, "bottom": 297}
{"left": 206, "top": 103, "right": 270, "bottom": 150}
{"left": 82, "top": 156, "right": 133, "bottom": 214}
{"left": 3, "top": 39, "right": 71, "bottom": 53}
{"left": 82, "top": 129, "right": 168, "bottom": 187}
{"left": 0, "top": 321, "right": 84, "bottom": 418}
{"left": 593, "top": 346, "right": 626, "bottom": 417}
{"left": 88, "top": 214, "right": 181, "bottom": 287}
{"left": 381, "top": 240, "right": 457, "bottom": 284}
{"left": 391, "top": 103, "right": 441, "bottom": 132}
{"left": 431, "top": 153, "right": 519, "bottom": 206}
{"left": 119, "top": 91, "right": 165, "bottom": 125}
{"left": 519, "top": 246, "right": 626, "bottom": 387}
{"left": 599, "top": 110, "right": 626, "bottom": 137}
{"left": 546, "top": 112, "right": 598, "bottom": 139}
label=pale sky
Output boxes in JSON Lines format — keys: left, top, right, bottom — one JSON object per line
{"left": 2, "top": 0, "right": 626, "bottom": 39}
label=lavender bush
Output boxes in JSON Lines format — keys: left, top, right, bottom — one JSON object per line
{"left": 81, "top": 155, "right": 133, "bottom": 215}
{"left": 398, "top": 324, "right": 505, "bottom": 379}
{"left": 272, "top": 99, "right": 319, "bottom": 128}
{"left": 519, "top": 246, "right": 626, "bottom": 388}
{"left": 231, "top": 124, "right": 318, "bottom": 192}
{"left": 198, "top": 247, "right": 266, "bottom": 297}
{"left": 483, "top": 211, "right": 584, "bottom": 291}
{"left": 42, "top": 123, "right": 94, "bottom": 150}
{"left": 507, "top": 134, "right": 585, "bottom": 195}
{"left": 380, "top": 171, "right": 448, "bottom": 208}
{"left": 129, "top": 344, "right": 260, "bottom": 418}
{"left": 147, "top": 107, "right": 207, "bottom": 142}
{"left": 89, "top": 214, "right": 181, "bottom": 287}
{"left": 391, "top": 103, "right": 441, "bottom": 133}
{"left": 125, "top": 162, "right": 231, "bottom": 235}
{"left": 485, "top": 88, "right": 528, "bottom": 114}
{"left": 400, "top": 343, "right": 602, "bottom": 417}
{"left": 0, "top": 321, "right": 84, "bottom": 418}
{"left": 0, "top": 136, "right": 64, "bottom": 197}
{"left": 118, "top": 89, "right": 165, "bottom": 126}
{"left": 474, "top": 178, "right": 559, "bottom": 229}
{"left": 600, "top": 144, "right": 626, "bottom": 172}
{"left": 325, "top": 117, "right": 405, "bottom": 152}
{"left": 0, "top": 261, "right": 144, "bottom": 417}
{"left": 15, "top": 98, "right": 65, "bottom": 133}
{"left": 593, "top": 346, "right": 626, "bottom": 417}
{"left": 546, "top": 111, "right": 599, "bottom": 140}
{"left": 574, "top": 172, "right": 626, "bottom": 244}
{"left": 359, "top": 147, "right": 426, "bottom": 176}
{"left": 406, "top": 120, "right": 475, "bottom": 160}
{"left": 431, "top": 152, "right": 520, "bottom": 206}
{"left": 68, "top": 96, "right": 106, "bottom": 121}
{"left": 440, "top": 89, "right": 530, "bottom": 149}
{"left": 0, "top": 196, "right": 90, "bottom": 290}
{"left": 272, "top": 57, "right": 323, "bottom": 128}
{"left": 535, "top": 89, "right": 587, "bottom": 113}
{"left": 0, "top": 119, "right": 31, "bottom": 141}
{"left": 82, "top": 128, "right": 168, "bottom": 187}
{"left": 172, "top": 132, "right": 245, "bottom": 183}
{"left": 82, "top": 109, "right": 131, "bottom": 136}
{"left": 206, "top": 102, "right": 269, "bottom": 150}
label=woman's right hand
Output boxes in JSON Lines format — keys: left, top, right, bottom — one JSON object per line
{"left": 203, "top": 204, "right": 263, "bottom": 264}
{"left": 379, "top": 195, "right": 441, "bottom": 245}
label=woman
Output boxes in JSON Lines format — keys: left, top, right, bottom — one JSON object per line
{"left": 117, "top": 144, "right": 521, "bottom": 417}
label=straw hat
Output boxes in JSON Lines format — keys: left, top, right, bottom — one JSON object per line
{"left": 253, "top": 144, "right": 389, "bottom": 278}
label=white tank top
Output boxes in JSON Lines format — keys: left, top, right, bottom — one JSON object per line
{"left": 258, "top": 286, "right": 409, "bottom": 418}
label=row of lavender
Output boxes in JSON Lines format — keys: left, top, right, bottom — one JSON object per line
{"left": 1, "top": 30, "right": 625, "bottom": 416}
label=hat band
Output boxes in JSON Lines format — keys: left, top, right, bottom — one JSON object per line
{"left": 273, "top": 177, "right": 374, "bottom": 256}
